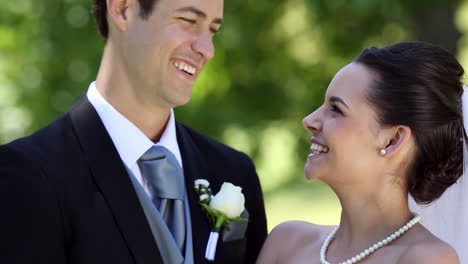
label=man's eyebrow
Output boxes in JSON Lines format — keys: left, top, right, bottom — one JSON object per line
{"left": 176, "top": 6, "right": 223, "bottom": 24}
{"left": 330, "top": 96, "right": 350, "bottom": 109}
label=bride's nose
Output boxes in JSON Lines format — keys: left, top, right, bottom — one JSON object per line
{"left": 302, "top": 106, "right": 322, "bottom": 133}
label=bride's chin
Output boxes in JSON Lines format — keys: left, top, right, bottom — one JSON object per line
{"left": 304, "top": 165, "right": 319, "bottom": 180}
{"left": 305, "top": 173, "right": 320, "bottom": 181}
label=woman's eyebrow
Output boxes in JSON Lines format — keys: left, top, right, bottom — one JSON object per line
{"left": 329, "top": 96, "right": 349, "bottom": 109}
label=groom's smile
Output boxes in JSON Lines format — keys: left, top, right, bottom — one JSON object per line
{"left": 171, "top": 58, "right": 201, "bottom": 82}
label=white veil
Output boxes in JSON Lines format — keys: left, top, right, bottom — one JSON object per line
{"left": 409, "top": 85, "right": 468, "bottom": 263}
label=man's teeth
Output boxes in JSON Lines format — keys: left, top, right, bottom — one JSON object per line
{"left": 174, "top": 61, "right": 197, "bottom": 75}
{"left": 310, "top": 143, "right": 329, "bottom": 153}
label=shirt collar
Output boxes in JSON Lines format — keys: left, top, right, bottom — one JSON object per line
{"left": 86, "top": 81, "right": 183, "bottom": 168}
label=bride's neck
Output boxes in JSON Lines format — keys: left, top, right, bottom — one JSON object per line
{"left": 333, "top": 187, "right": 413, "bottom": 250}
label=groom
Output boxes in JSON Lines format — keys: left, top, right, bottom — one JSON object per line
{"left": 0, "top": 0, "right": 267, "bottom": 263}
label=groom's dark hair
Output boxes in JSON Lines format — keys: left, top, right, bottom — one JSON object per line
{"left": 92, "top": 0, "right": 159, "bottom": 39}
{"left": 356, "top": 41, "right": 466, "bottom": 204}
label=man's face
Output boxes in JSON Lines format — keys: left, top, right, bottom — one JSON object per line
{"left": 122, "top": 0, "right": 223, "bottom": 109}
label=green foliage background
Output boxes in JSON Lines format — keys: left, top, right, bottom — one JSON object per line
{"left": 1, "top": 0, "right": 468, "bottom": 230}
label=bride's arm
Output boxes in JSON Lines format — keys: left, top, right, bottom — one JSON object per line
{"left": 256, "top": 221, "right": 314, "bottom": 264}
{"left": 256, "top": 226, "right": 282, "bottom": 264}
{"left": 256, "top": 222, "right": 299, "bottom": 264}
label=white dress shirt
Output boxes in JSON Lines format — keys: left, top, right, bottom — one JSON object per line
{"left": 86, "top": 81, "right": 183, "bottom": 197}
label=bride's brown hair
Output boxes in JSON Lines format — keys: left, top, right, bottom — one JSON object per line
{"left": 355, "top": 41, "right": 466, "bottom": 204}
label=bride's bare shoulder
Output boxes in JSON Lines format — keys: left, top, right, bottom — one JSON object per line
{"left": 256, "top": 221, "right": 334, "bottom": 264}
{"left": 270, "top": 221, "right": 331, "bottom": 241}
{"left": 397, "top": 236, "right": 459, "bottom": 264}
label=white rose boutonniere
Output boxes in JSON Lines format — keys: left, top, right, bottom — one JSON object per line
{"left": 194, "top": 180, "right": 247, "bottom": 262}
{"left": 210, "top": 183, "right": 245, "bottom": 218}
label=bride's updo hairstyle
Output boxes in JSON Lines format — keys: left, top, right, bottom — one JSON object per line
{"left": 355, "top": 41, "right": 466, "bottom": 204}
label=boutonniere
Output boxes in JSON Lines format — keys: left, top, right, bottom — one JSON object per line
{"left": 194, "top": 179, "right": 247, "bottom": 262}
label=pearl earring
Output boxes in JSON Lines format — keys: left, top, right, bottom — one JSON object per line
{"left": 379, "top": 149, "right": 387, "bottom": 156}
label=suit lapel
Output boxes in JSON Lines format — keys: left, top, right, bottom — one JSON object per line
{"left": 69, "top": 96, "right": 163, "bottom": 263}
{"left": 176, "top": 122, "right": 220, "bottom": 264}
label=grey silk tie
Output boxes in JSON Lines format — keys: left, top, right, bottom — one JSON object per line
{"left": 138, "top": 145, "right": 186, "bottom": 252}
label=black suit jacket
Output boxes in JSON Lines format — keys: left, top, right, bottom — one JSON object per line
{"left": 0, "top": 97, "right": 267, "bottom": 264}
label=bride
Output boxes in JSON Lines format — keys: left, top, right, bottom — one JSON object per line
{"left": 257, "top": 42, "right": 464, "bottom": 264}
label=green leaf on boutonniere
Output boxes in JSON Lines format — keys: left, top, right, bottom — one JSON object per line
{"left": 201, "top": 204, "right": 246, "bottom": 222}
{"left": 228, "top": 217, "right": 246, "bottom": 223}
{"left": 200, "top": 204, "right": 216, "bottom": 224}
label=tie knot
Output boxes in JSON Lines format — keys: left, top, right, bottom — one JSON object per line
{"left": 140, "top": 145, "right": 168, "bottom": 161}
{"left": 138, "top": 145, "right": 185, "bottom": 200}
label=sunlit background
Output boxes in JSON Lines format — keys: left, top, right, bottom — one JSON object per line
{"left": 1, "top": 0, "right": 467, "bottom": 231}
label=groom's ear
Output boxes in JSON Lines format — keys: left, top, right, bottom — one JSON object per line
{"left": 106, "top": 0, "right": 137, "bottom": 34}
{"left": 380, "top": 125, "right": 413, "bottom": 157}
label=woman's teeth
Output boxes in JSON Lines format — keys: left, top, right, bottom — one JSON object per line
{"left": 310, "top": 143, "right": 329, "bottom": 154}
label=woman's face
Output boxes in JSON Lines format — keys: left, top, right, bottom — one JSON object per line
{"left": 303, "top": 63, "right": 385, "bottom": 185}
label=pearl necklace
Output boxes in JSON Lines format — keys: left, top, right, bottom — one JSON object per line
{"left": 320, "top": 215, "right": 421, "bottom": 264}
